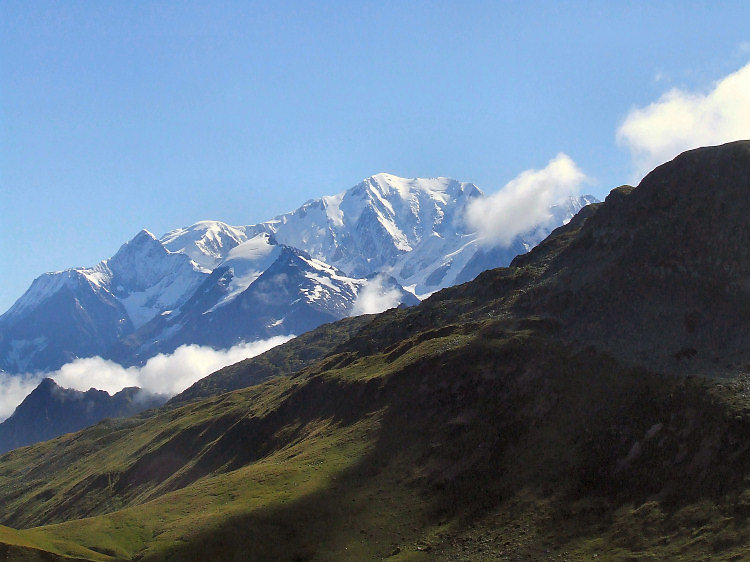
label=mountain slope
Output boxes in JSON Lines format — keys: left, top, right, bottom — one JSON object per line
{"left": 3, "top": 318, "right": 750, "bottom": 560}
{"left": 0, "top": 143, "right": 749, "bottom": 559}
{"left": 502, "top": 141, "right": 750, "bottom": 374}
{"left": 166, "top": 313, "right": 376, "bottom": 406}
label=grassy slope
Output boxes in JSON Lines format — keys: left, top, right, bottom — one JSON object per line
{"left": 5, "top": 318, "right": 750, "bottom": 559}
{"left": 0, "top": 524, "right": 99, "bottom": 560}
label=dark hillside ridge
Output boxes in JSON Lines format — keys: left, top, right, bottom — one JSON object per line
{"left": 509, "top": 140, "right": 750, "bottom": 374}
{"left": 0, "top": 378, "right": 165, "bottom": 454}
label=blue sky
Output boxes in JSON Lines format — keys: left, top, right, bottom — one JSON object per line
{"left": 2, "top": 1, "right": 749, "bottom": 313}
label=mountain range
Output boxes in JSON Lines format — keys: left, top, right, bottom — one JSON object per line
{"left": 0, "top": 142, "right": 749, "bottom": 560}
{"left": 0, "top": 173, "right": 594, "bottom": 374}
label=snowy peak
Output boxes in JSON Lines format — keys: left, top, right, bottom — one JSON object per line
{"left": 108, "top": 230, "right": 174, "bottom": 290}
{"left": 345, "top": 174, "right": 482, "bottom": 230}
{"left": 160, "top": 221, "right": 249, "bottom": 269}
{"left": 0, "top": 264, "right": 122, "bottom": 331}
{"left": 126, "top": 228, "right": 158, "bottom": 246}
{"left": 364, "top": 173, "right": 482, "bottom": 203}
{"left": 256, "top": 173, "right": 487, "bottom": 279}
{"left": 91, "top": 230, "right": 208, "bottom": 328}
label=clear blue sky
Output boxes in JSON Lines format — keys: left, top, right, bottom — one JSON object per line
{"left": 2, "top": 1, "right": 749, "bottom": 313}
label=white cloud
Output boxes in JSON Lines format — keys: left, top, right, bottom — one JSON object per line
{"left": 0, "top": 336, "right": 293, "bottom": 421}
{"left": 465, "top": 153, "right": 587, "bottom": 248}
{"left": 351, "top": 275, "right": 402, "bottom": 316}
{"left": 617, "top": 61, "right": 750, "bottom": 181}
{"left": 0, "top": 373, "right": 43, "bottom": 421}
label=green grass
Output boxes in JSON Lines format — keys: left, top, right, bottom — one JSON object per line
{"left": 27, "top": 417, "right": 381, "bottom": 560}
{"left": 0, "top": 523, "right": 105, "bottom": 560}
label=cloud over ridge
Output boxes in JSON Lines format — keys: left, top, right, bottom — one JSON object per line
{"left": 465, "top": 153, "right": 587, "bottom": 248}
{"left": 617, "top": 61, "right": 750, "bottom": 180}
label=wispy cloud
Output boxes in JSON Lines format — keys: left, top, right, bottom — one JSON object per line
{"left": 0, "top": 336, "right": 293, "bottom": 421}
{"left": 465, "top": 153, "right": 587, "bottom": 248}
{"left": 351, "top": 275, "right": 402, "bottom": 316}
{"left": 617, "top": 61, "right": 750, "bottom": 181}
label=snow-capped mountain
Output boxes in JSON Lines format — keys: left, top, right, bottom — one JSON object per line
{"left": 161, "top": 174, "right": 595, "bottom": 297}
{"left": 153, "top": 174, "right": 484, "bottom": 297}
{"left": 254, "top": 174, "right": 484, "bottom": 288}
{"left": 107, "top": 241, "right": 418, "bottom": 365}
{"left": 0, "top": 230, "right": 207, "bottom": 372}
{"left": 0, "top": 173, "right": 596, "bottom": 374}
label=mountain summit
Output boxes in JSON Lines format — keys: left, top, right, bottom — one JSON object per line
{"left": 159, "top": 173, "right": 592, "bottom": 298}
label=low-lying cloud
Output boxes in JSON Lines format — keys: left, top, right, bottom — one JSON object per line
{"left": 351, "top": 275, "right": 402, "bottom": 316}
{"left": 465, "top": 153, "right": 587, "bottom": 248}
{"left": 617, "top": 60, "right": 750, "bottom": 181}
{"left": 0, "top": 336, "right": 293, "bottom": 422}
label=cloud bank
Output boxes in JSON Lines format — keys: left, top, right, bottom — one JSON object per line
{"left": 617, "top": 61, "right": 750, "bottom": 181}
{"left": 0, "top": 336, "right": 293, "bottom": 421}
{"left": 351, "top": 275, "right": 402, "bottom": 315}
{"left": 465, "top": 153, "right": 587, "bottom": 248}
